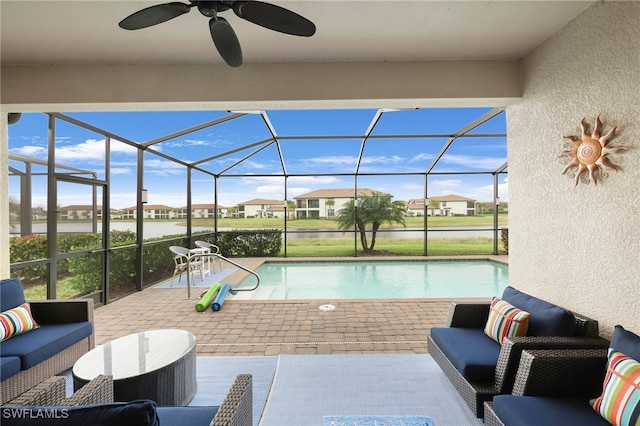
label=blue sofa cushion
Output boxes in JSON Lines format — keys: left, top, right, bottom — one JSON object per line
{"left": 0, "top": 400, "right": 159, "bottom": 426}
{"left": 157, "top": 406, "right": 219, "bottom": 425}
{"left": 502, "top": 286, "right": 575, "bottom": 336}
{"left": 430, "top": 327, "right": 501, "bottom": 382}
{"left": 0, "top": 323, "right": 93, "bottom": 370}
{"left": 492, "top": 395, "right": 611, "bottom": 426}
{"left": 0, "top": 279, "right": 27, "bottom": 312}
{"left": 1, "top": 356, "right": 21, "bottom": 381}
{"left": 610, "top": 325, "right": 640, "bottom": 361}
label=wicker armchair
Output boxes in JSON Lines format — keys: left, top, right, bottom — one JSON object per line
{"left": 4, "top": 374, "right": 112, "bottom": 407}
{"left": 0, "top": 297, "right": 95, "bottom": 404}
{"left": 2, "top": 374, "right": 253, "bottom": 426}
{"left": 427, "top": 300, "right": 609, "bottom": 417}
{"left": 484, "top": 348, "right": 609, "bottom": 426}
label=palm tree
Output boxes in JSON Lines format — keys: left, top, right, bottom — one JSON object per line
{"left": 286, "top": 200, "right": 296, "bottom": 220}
{"left": 336, "top": 192, "right": 406, "bottom": 252}
{"left": 428, "top": 198, "right": 440, "bottom": 216}
{"left": 336, "top": 199, "right": 368, "bottom": 249}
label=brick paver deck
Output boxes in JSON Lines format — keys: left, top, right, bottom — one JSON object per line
{"left": 93, "top": 256, "right": 503, "bottom": 356}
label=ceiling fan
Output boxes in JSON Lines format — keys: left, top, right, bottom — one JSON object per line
{"left": 119, "top": 1, "right": 316, "bottom": 67}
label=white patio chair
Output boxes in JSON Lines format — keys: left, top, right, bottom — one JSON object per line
{"left": 194, "top": 240, "right": 223, "bottom": 271}
{"left": 169, "top": 245, "right": 204, "bottom": 286}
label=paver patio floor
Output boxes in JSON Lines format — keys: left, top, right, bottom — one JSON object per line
{"left": 93, "top": 256, "right": 503, "bottom": 355}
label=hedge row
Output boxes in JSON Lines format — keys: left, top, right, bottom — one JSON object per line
{"left": 207, "top": 229, "right": 282, "bottom": 257}
{"left": 10, "top": 229, "right": 281, "bottom": 293}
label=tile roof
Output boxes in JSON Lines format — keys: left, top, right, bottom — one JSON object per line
{"left": 293, "top": 188, "right": 390, "bottom": 199}
{"left": 237, "top": 198, "right": 283, "bottom": 206}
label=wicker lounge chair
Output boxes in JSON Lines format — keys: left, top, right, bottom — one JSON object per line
{"left": 485, "top": 324, "right": 640, "bottom": 426}
{"left": 1, "top": 278, "right": 94, "bottom": 404}
{"left": 427, "top": 286, "right": 609, "bottom": 418}
{"left": 3, "top": 374, "right": 253, "bottom": 426}
{"left": 483, "top": 348, "right": 610, "bottom": 426}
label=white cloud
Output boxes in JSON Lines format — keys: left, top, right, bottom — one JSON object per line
{"left": 110, "top": 167, "right": 132, "bottom": 175}
{"left": 287, "top": 176, "right": 341, "bottom": 185}
{"left": 360, "top": 155, "right": 406, "bottom": 164}
{"left": 243, "top": 160, "right": 271, "bottom": 170}
{"left": 239, "top": 175, "right": 283, "bottom": 186}
{"left": 304, "top": 155, "right": 357, "bottom": 165}
{"left": 54, "top": 138, "right": 133, "bottom": 161}
{"left": 10, "top": 146, "right": 46, "bottom": 157}
{"left": 410, "top": 153, "right": 436, "bottom": 162}
{"left": 144, "top": 158, "right": 185, "bottom": 176}
{"left": 303, "top": 155, "right": 406, "bottom": 166}
{"left": 440, "top": 154, "right": 507, "bottom": 170}
{"left": 286, "top": 187, "right": 312, "bottom": 198}
{"left": 429, "top": 179, "right": 463, "bottom": 193}
{"left": 255, "top": 185, "right": 283, "bottom": 195}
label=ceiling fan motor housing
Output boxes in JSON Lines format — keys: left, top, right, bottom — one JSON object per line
{"left": 197, "top": 1, "right": 231, "bottom": 17}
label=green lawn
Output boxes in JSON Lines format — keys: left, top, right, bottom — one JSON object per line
{"left": 284, "top": 236, "right": 504, "bottom": 256}
{"left": 191, "top": 214, "right": 508, "bottom": 230}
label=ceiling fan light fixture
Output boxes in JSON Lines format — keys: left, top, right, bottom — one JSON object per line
{"left": 118, "top": 0, "right": 315, "bottom": 67}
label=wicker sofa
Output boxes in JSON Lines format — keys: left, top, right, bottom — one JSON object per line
{"left": 484, "top": 325, "right": 640, "bottom": 426}
{"left": 427, "top": 286, "right": 609, "bottom": 417}
{"left": 0, "top": 278, "right": 94, "bottom": 404}
{"left": 2, "top": 373, "right": 253, "bottom": 426}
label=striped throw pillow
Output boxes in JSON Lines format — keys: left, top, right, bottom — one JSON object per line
{"left": 590, "top": 349, "right": 640, "bottom": 426}
{"left": 0, "top": 302, "right": 40, "bottom": 342}
{"left": 484, "top": 297, "right": 530, "bottom": 344}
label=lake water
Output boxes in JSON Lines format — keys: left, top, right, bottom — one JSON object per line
{"left": 13, "top": 222, "right": 496, "bottom": 240}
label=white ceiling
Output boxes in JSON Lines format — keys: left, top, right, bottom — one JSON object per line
{"left": 1, "top": 1, "right": 594, "bottom": 66}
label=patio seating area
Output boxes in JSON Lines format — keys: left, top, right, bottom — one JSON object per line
{"left": 3, "top": 257, "right": 639, "bottom": 426}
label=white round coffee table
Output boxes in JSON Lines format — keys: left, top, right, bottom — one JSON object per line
{"left": 72, "top": 329, "right": 197, "bottom": 406}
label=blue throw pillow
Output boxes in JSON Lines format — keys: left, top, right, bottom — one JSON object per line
{"left": 610, "top": 325, "right": 640, "bottom": 361}
{"left": 1, "top": 400, "right": 159, "bottom": 426}
{"left": 502, "top": 286, "right": 575, "bottom": 336}
{"left": 0, "top": 279, "right": 27, "bottom": 312}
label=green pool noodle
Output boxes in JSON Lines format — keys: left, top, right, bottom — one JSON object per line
{"left": 195, "top": 282, "right": 221, "bottom": 312}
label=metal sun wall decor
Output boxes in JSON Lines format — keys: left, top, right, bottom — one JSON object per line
{"left": 560, "top": 114, "right": 627, "bottom": 186}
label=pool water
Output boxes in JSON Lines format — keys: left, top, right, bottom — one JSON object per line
{"left": 233, "top": 260, "right": 508, "bottom": 300}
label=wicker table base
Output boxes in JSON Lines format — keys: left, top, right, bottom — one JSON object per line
{"left": 72, "top": 329, "right": 197, "bottom": 406}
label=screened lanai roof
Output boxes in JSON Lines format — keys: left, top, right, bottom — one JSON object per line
{"left": 8, "top": 107, "right": 507, "bottom": 209}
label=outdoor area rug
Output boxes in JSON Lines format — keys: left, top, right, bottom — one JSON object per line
{"left": 259, "top": 354, "right": 483, "bottom": 426}
{"left": 190, "top": 356, "right": 278, "bottom": 426}
{"left": 323, "top": 415, "right": 433, "bottom": 426}
{"left": 60, "top": 356, "right": 276, "bottom": 426}
{"left": 153, "top": 268, "right": 238, "bottom": 289}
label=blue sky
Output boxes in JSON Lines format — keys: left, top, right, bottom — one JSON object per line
{"left": 8, "top": 108, "right": 508, "bottom": 210}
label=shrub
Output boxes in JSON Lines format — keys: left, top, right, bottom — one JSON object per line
{"left": 9, "top": 235, "right": 48, "bottom": 281}
{"left": 218, "top": 229, "right": 281, "bottom": 257}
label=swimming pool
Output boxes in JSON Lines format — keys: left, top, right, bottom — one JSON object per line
{"left": 232, "top": 260, "right": 508, "bottom": 300}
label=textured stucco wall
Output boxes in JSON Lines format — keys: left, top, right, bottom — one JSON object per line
{"left": 507, "top": 1, "right": 640, "bottom": 337}
{"left": 0, "top": 114, "right": 8, "bottom": 278}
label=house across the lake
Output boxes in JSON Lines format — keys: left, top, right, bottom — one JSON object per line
{"left": 405, "top": 194, "right": 477, "bottom": 217}
{"left": 293, "top": 188, "right": 390, "bottom": 219}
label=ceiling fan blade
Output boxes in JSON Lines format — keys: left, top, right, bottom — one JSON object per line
{"left": 209, "top": 17, "right": 243, "bottom": 67}
{"left": 119, "top": 2, "right": 192, "bottom": 30}
{"left": 233, "top": 1, "right": 316, "bottom": 37}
